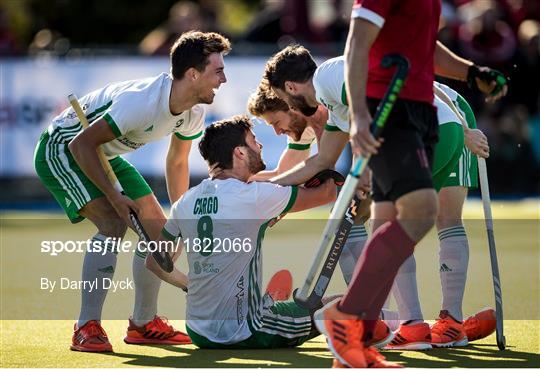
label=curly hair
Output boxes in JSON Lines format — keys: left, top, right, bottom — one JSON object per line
{"left": 263, "top": 45, "right": 317, "bottom": 90}
{"left": 199, "top": 115, "right": 253, "bottom": 170}
{"left": 247, "top": 81, "right": 289, "bottom": 117}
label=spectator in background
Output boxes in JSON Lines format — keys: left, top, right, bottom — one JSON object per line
{"left": 28, "top": 28, "right": 70, "bottom": 57}
{"left": 511, "top": 20, "right": 540, "bottom": 113}
{"left": 139, "top": 1, "right": 216, "bottom": 55}
{"left": 243, "top": 0, "right": 316, "bottom": 48}
{"left": 458, "top": 0, "right": 516, "bottom": 66}
{"left": 0, "top": 8, "right": 21, "bottom": 56}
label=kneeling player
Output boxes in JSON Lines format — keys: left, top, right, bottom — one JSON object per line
{"left": 147, "top": 115, "right": 339, "bottom": 348}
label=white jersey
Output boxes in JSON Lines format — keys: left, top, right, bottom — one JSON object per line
{"left": 313, "top": 56, "right": 350, "bottom": 133}
{"left": 313, "top": 57, "right": 463, "bottom": 132}
{"left": 434, "top": 93, "right": 462, "bottom": 126}
{"left": 287, "top": 126, "right": 316, "bottom": 151}
{"left": 47, "top": 73, "right": 205, "bottom": 158}
{"left": 163, "top": 178, "right": 297, "bottom": 344}
{"left": 434, "top": 82, "right": 468, "bottom": 127}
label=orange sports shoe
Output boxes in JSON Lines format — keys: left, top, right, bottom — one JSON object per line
{"left": 124, "top": 316, "right": 192, "bottom": 345}
{"left": 332, "top": 347, "right": 403, "bottom": 368}
{"left": 385, "top": 322, "right": 432, "bottom": 350}
{"left": 314, "top": 300, "right": 366, "bottom": 368}
{"left": 463, "top": 308, "right": 496, "bottom": 342}
{"left": 431, "top": 310, "right": 468, "bottom": 348}
{"left": 70, "top": 320, "right": 113, "bottom": 352}
{"left": 369, "top": 319, "right": 394, "bottom": 349}
{"left": 364, "top": 346, "right": 403, "bottom": 368}
{"left": 265, "top": 269, "right": 293, "bottom": 301}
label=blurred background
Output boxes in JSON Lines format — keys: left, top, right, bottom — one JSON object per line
{"left": 1, "top": 0, "right": 539, "bottom": 209}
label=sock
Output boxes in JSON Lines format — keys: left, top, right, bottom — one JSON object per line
{"left": 392, "top": 254, "right": 424, "bottom": 323}
{"left": 132, "top": 244, "right": 161, "bottom": 327}
{"left": 339, "top": 225, "right": 368, "bottom": 284}
{"left": 339, "top": 220, "right": 417, "bottom": 320}
{"left": 78, "top": 234, "right": 118, "bottom": 327}
{"left": 381, "top": 308, "right": 400, "bottom": 332}
{"left": 438, "top": 226, "right": 469, "bottom": 321}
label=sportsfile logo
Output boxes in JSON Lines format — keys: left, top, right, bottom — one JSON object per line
{"left": 40, "top": 237, "right": 182, "bottom": 256}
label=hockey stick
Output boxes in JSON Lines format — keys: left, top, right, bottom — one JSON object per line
{"left": 434, "top": 86, "right": 506, "bottom": 350}
{"left": 293, "top": 195, "right": 361, "bottom": 310}
{"left": 294, "top": 54, "right": 410, "bottom": 306}
{"left": 478, "top": 157, "right": 506, "bottom": 350}
{"left": 68, "top": 94, "right": 174, "bottom": 273}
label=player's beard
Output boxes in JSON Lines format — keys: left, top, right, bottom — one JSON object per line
{"left": 247, "top": 147, "right": 266, "bottom": 174}
{"left": 288, "top": 94, "right": 317, "bottom": 117}
{"left": 288, "top": 113, "right": 308, "bottom": 141}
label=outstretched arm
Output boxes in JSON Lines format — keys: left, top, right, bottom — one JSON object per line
{"left": 145, "top": 234, "right": 188, "bottom": 291}
{"left": 271, "top": 130, "right": 349, "bottom": 186}
{"left": 251, "top": 148, "right": 310, "bottom": 181}
{"left": 435, "top": 41, "right": 508, "bottom": 103}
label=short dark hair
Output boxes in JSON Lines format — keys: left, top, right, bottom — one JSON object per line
{"left": 247, "top": 80, "right": 289, "bottom": 116}
{"left": 264, "top": 45, "right": 317, "bottom": 90}
{"left": 170, "top": 31, "right": 231, "bottom": 79}
{"left": 199, "top": 115, "right": 253, "bottom": 170}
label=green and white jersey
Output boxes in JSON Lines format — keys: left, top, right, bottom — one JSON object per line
{"left": 287, "top": 126, "right": 316, "bottom": 151}
{"left": 163, "top": 178, "right": 297, "bottom": 345}
{"left": 434, "top": 93, "right": 462, "bottom": 126}
{"left": 434, "top": 82, "right": 476, "bottom": 129}
{"left": 313, "top": 56, "right": 350, "bottom": 133}
{"left": 47, "top": 73, "right": 205, "bottom": 158}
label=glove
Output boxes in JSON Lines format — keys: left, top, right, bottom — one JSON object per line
{"left": 467, "top": 65, "right": 508, "bottom": 97}
{"left": 305, "top": 169, "right": 345, "bottom": 188}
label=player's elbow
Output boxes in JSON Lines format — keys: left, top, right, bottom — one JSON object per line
{"left": 313, "top": 154, "right": 336, "bottom": 172}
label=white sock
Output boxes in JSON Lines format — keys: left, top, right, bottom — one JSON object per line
{"left": 78, "top": 234, "right": 118, "bottom": 327}
{"left": 132, "top": 244, "right": 161, "bottom": 326}
{"left": 392, "top": 254, "right": 424, "bottom": 323}
{"left": 438, "top": 226, "right": 469, "bottom": 322}
{"left": 381, "top": 308, "right": 400, "bottom": 332}
{"left": 339, "top": 225, "right": 368, "bottom": 284}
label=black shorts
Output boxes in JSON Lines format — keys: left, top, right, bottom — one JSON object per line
{"left": 367, "top": 98, "right": 439, "bottom": 203}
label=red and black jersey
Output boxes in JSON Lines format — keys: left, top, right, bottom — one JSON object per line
{"left": 352, "top": 0, "right": 441, "bottom": 104}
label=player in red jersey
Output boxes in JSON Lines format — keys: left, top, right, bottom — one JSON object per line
{"left": 314, "top": 0, "right": 508, "bottom": 367}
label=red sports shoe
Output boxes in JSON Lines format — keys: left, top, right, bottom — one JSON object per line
{"left": 369, "top": 319, "right": 394, "bottom": 349}
{"left": 265, "top": 269, "right": 293, "bottom": 301}
{"left": 332, "top": 347, "right": 403, "bottom": 368}
{"left": 314, "top": 300, "right": 366, "bottom": 368}
{"left": 124, "top": 316, "right": 191, "bottom": 345}
{"left": 386, "top": 322, "right": 432, "bottom": 350}
{"left": 364, "top": 346, "right": 403, "bottom": 368}
{"left": 70, "top": 320, "right": 113, "bottom": 352}
{"left": 431, "top": 310, "right": 468, "bottom": 348}
{"left": 463, "top": 308, "right": 496, "bottom": 342}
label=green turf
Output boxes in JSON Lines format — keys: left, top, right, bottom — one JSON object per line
{"left": 1, "top": 320, "right": 539, "bottom": 367}
{"left": 1, "top": 200, "right": 539, "bottom": 367}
